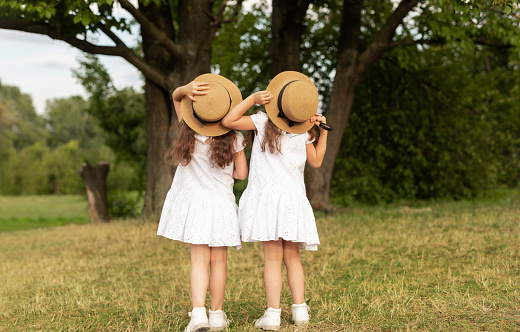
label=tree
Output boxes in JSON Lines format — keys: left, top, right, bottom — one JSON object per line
{"left": 0, "top": 80, "right": 47, "bottom": 151}
{"left": 73, "top": 54, "right": 147, "bottom": 187}
{"left": 267, "top": 0, "right": 520, "bottom": 209}
{"left": 0, "top": 0, "right": 244, "bottom": 218}
{"left": 331, "top": 40, "right": 520, "bottom": 204}
{"left": 44, "top": 96, "right": 101, "bottom": 150}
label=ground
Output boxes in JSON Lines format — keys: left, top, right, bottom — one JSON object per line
{"left": 0, "top": 192, "right": 519, "bottom": 331}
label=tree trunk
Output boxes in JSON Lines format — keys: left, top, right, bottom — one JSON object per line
{"left": 305, "top": 85, "right": 355, "bottom": 209}
{"left": 270, "top": 0, "right": 312, "bottom": 76}
{"left": 305, "top": 0, "right": 363, "bottom": 210}
{"left": 77, "top": 162, "right": 110, "bottom": 223}
{"left": 140, "top": 0, "right": 215, "bottom": 219}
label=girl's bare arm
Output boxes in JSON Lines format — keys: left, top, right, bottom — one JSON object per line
{"left": 233, "top": 149, "right": 248, "bottom": 180}
{"left": 306, "top": 114, "right": 328, "bottom": 168}
{"left": 172, "top": 81, "right": 210, "bottom": 122}
{"left": 222, "top": 91, "right": 273, "bottom": 131}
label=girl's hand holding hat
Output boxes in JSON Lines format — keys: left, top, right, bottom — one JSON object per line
{"left": 182, "top": 81, "right": 210, "bottom": 102}
{"left": 310, "top": 113, "right": 332, "bottom": 131}
{"left": 253, "top": 91, "right": 273, "bottom": 105}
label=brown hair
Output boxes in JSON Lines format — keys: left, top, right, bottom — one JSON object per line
{"left": 259, "top": 118, "right": 318, "bottom": 154}
{"left": 165, "top": 121, "right": 239, "bottom": 168}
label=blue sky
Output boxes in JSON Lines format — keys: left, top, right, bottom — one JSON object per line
{"left": 0, "top": 26, "right": 141, "bottom": 115}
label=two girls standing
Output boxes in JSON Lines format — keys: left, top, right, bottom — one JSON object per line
{"left": 157, "top": 71, "right": 328, "bottom": 331}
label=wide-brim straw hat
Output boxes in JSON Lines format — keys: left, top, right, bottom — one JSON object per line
{"left": 265, "top": 71, "right": 319, "bottom": 134}
{"left": 180, "top": 73, "right": 242, "bottom": 137}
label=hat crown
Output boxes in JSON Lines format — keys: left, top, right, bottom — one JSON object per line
{"left": 280, "top": 81, "right": 318, "bottom": 122}
{"left": 192, "top": 81, "right": 231, "bottom": 122}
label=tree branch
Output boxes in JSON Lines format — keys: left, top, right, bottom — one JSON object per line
{"left": 0, "top": 17, "right": 166, "bottom": 88}
{"left": 357, "top": 0, "right": 423, "bottom": 78}
{"left": 205, "top": 0, "right": 245, "bottom": 51}
{"left": 334, "top": 0, "right": 363, "bottom": 89}
{"left": 116, "top": 0, "right": 184, "bottom": 59}
{"left": 388, "top": 38, "right": 437, "bottom": 49}
{"left": 389, "top": 37, "right": 512, "bottom": 50}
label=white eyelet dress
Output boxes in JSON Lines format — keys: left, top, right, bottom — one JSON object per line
{"left": 157, "top": 131, "right": 244, "bottom": 249}
{"left": 239, "top": 111, "right": 320, "bottom": 251}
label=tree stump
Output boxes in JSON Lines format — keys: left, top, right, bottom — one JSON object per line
{"left": 77, "top": 162, "right": 110, "bottom": 223}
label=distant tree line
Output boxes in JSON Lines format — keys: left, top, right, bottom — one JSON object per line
{"left": 0, "top": 81, "right": 143, "bottom": 217}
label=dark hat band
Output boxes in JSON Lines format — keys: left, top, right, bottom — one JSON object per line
{"left": 192, "top": 81, "right": 232, "bottom": 125}
{"left": 277, "top": 80, "right": 303, "bottom": 128}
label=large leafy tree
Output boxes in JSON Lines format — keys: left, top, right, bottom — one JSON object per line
{"left": 280, "top": 0, "right": 520, "bottom": 208}
{"left": 0, "top": 0, "right": 243, "bottom": 218}
{"left": 216, "top": 0, "right": 520, "bottom": 209}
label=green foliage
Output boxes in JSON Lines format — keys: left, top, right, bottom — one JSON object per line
{"left": 0, "top": 80, "right": 144, "bottom": 204}
{"left": 108, "top": 191, "right": 143, "bottom": 218}
{"left": 46, "top": 140, "right": 85, "bottom": 195}
{"left": 44, "top": 96, "right": 102, "bottom": 150}
{"left": 331, "top": 42, "right": 520, "bottom": 204}
{"left": 5, "top": 141, "right": 52, "bottom": 195}
{"left": 0, "top": 81, "right": 47, "bottom": 150}
{"left": 73, "top": 55, "right": 147, "bottom": 187}
{"left": 212, "top": 1, "right": 272, "bottom": 96}
{"left": 0, "top": 0, "right": 132, "bottom": 34}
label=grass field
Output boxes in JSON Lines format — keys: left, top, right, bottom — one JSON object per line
{"left": 0, "top": 192, "right": 519, "bottom": 331}
{"left": 0, "top": 195, "right": 89, "bottom": 232}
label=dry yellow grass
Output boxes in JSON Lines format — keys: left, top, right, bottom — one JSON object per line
{"left": 1, "top": 194, "right": 519, "bottom": 331}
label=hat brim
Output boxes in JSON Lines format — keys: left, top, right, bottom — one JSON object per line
{"left": 180, "top": 73, "right": 243, "bottom": 137}
{"left": 265, "top": 71, "right": 317, "bottom": 135}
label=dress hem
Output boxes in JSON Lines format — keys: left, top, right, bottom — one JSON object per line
{"left": 157, "top": 233, "right": 242, "bottom": 250}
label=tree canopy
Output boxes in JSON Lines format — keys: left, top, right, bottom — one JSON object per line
{"left": 1, "top": 0, "right": 519, "bottom": 211}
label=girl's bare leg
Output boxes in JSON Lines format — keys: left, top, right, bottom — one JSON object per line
{"left": 282, "top": 240, "right": 305, "bottom": 304}
{"left": 263, "top": 239, "right": 284, "bottom": 309}
{"left": 190, "top": 244, "right": 211, "bottom": 308}
{"left": 209, "top": 246, "right": 228, "bottom": 311}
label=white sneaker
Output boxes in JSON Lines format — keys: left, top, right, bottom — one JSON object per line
{"left": 254, "top": 307, "right": 281, "bottom": 331}
{"left": 185, "top": 307, "right": 210, "bottom": 332}
{"left": 291, "top": 303, "right": 310, "bottom": 326}
{"left": 208, "top": 309, "right": 228, "bottom": 331}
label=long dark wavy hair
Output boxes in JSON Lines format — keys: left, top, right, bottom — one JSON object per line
{"left": 164, "top": 121, "right": 239, "bottom": 168}
{"left": 252, "top": 117, "right": 317, "bottom": 154}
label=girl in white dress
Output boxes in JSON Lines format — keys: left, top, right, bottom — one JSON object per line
{"left": 157, "top": 74, "right": 248, "bottom": 332}
{"left": 222, "top": 71, "right": 329, "bottom": 330}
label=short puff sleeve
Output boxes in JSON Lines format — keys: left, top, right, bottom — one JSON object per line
{"left": 234, "top": 130, "right": 245, "bottom": 153}
{"left": 306, "top": 131, "right": 316, "bottom": 144}
{"left": 250, "top": 111, "right": 269, "bottom": 135}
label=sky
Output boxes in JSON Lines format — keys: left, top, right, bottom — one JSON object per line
{"left": 0, "top": 8, "right": 142, "bottom": 114}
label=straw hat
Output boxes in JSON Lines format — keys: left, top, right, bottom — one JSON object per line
{"left": 265, "top": 71, "right": 319, "bottom": 134}
{"left": 180, "top": 73, "right": 242, "bottom": 137}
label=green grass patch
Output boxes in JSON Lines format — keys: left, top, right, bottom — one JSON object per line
{"left": 0, "top": 192, "right": 519, "bottom": 331}
{"left": 0, "top": 195, "right": 89, "bottom": 232}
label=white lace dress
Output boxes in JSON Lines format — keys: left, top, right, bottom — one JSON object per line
{"left": 239, "top": 111, "right": 320, "bottom": 251}
{"left": 157, "top": 131, "right": 244, "bottom": 248}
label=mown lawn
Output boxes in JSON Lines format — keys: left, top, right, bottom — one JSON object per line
{"left": 0, "top": 192, "right": 519, "bottom": 331}
{"left": 0, "top": 195, "right": 89, "bottom": 232}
